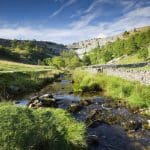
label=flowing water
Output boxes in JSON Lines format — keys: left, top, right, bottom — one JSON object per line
{"left": 17, "top": 74, "right": 150, "bottom": 150}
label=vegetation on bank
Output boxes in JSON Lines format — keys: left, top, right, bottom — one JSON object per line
{"left": 0, "top": 60, "right": 53, "bottom": 71}
{"left": 0, "top": 39, "right": 62, "bottom": 64}
{"left": 84, "top": 28, "right": 150, "bottom": 65}
{"left": 0, "top": 70, "right": 60, "bottom": 99}
{"left": 43, "top": 50, "right": 82, "bottom": 69}
{"left": 0, "top": 103, "right": 86, "bottom": 150}
{"left": 72, "top": 69, "right": 150, "bottom": 108}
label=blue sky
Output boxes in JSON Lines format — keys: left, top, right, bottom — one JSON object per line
{"left": 0, "top": 0, "right": 150, "bottom": 44}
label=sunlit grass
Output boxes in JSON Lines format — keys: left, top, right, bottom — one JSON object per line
{"left": 0, "top": 60, "right": 53, "bottom": 72}
{"left": 0, "top": 103, "right": 86, "bottom": 150}
{"left": 72, "top": 69, "right": 150, "bottom": 108}
{"left": 117, "top": 54, "right": 144, "bottom": 64}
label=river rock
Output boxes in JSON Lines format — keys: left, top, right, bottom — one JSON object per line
{"left": 143, "top": 120, "right": 150, "bottom": 130}
{"left": 86, "top": 109, "right": 101, "bottom": 125}
{"left": 68, "top": 91, "right": 73, "bottom": 94}
{"left": 80, "top": 99, "right": 93, "bottom": 106}
{"left": 87, "top": 135, "right": 99, "bottom": 145}
{"left": 29, "top": 103, "right": 41, "bottom": 109}
{"left": 68, "top": 103, "right": 82, "bottom": 113}
{"left": 30, "top": 96, "right": 39, "bottom": 101}
{"left": 88, "top": 120, "right": 109, "bottom": 128}
{"left": 41, "top": 98, "right": 57, "bottom": 107}
{"left": 39, "top": 94, "right": 53, "bottom": 100}
{"left": 124, "top": 120, "right": 142, "bottom": 131}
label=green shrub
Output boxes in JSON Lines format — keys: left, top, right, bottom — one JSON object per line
{"left": 0, "top": 104, "right": 86, "bottom": 150}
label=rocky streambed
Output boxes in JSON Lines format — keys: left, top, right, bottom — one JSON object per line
{"left": 16, "top": 74, "right": 150, "bottom": 150}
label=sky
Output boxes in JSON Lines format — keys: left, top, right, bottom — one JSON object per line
{"left": 0, "top": 0, "right": 150, "bottom": 44}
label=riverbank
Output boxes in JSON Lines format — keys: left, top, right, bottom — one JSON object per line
{"left": 0, "top": 69, "right": 61, "bottom": 100}
{"left": 13, "top": 73, "right": 150, "bottom": 150}
{"left": 72, "top": 69, "right": 150, "bottom": 109}
{"left": 0, "top": 72, "right": 149, "bottom": 150}
{"left": 0, "top": 102, "right": 86, "bottom": 150}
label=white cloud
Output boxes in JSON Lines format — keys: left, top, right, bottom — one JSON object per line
{"left": 50, "top": 0, "right": 76, "bottom": 17}
{"left": 84, "top": 0, "right": 112, "bottom": 13}
{"left": 70, "top": 12, "right": 99, "bottom": 29}
{"left": 0, "top": 6, "right": 149, "bottom": 44}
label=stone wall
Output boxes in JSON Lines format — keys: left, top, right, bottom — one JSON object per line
{"left": 85, "top": 62, "right": 150, "bottom": 85}
{"left": 104, "top": 68, "right": 150, "bottom": 85}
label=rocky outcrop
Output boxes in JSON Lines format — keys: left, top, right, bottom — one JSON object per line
{"left": 67, "top": 35, "right": 119, "bottom": 57}
{"left": 67, "top": 26, "right": 150, "bottom": 57}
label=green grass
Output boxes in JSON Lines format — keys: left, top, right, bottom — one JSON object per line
{"left": 123, "top": 65, "right": 150, "bottom": 71}
{"left": 116, "top": 54, "right": 145, "bottom": 64}
{"left": 72, "top": 69, "right": 150, "bottom": 108}
{"left": 0, "top": 103, "right": 86, "bottom": 150}
{"left": 0, "top": 60, "right": 61, "bottom": 99}
{"left": 0, "top": 70, "right": 60, "bottom": 99}
{"left": 0, "top": 60, "right": 53, "bottom": 71}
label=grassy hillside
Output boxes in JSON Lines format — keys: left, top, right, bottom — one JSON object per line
{"left": 0, "top": 39, "right": 66, "bottom": 64}
{"left": 0, "top": 60, "right": 61, "bottom": 99}
{"left": 85, "top": 26, "right": 150, "bottom": 65}
{"left": 0, "top": 60, "right": 53, "bottom": 71}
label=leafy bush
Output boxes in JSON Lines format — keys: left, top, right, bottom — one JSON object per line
{"left": 138, "top": 48, "right": 148, "bottom": 60}
{"left": 0, "top": 104, "right": 86, "bottom": 150}
{"left": 82, "top": 55, "right": 91, "bottom": 66}
{"left": 44, "top": 50, "right": 81, "bottom": 69}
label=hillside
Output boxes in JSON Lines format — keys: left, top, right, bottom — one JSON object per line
{"left": 83, "top": 26, "right": 150, "bottom": 65}
{"left": 0, "top": 38, "right": 66, "bottom": 64}
{"left": 67, "top": 26, "right": 150, "bottom": 58}
{"left": 0, "top": 60, "right": 53, "bottom": 71}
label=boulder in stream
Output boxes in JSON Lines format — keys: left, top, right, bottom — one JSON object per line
{"left": 123, "top": 119, "right": 142, "bottom": 131}
{"left": 39, "top": 94, "right": 53, "bottom": 100}
{"left": 80, "top": 99, "right": 93, "bottom": 106}
{"left": 40, "top": 98, "right": 57, "bottom": 107}
{"left": 86, "top": 109, "right": 102, "bottom": 126}
{"left": 68, "top": 103, "right": 82, "bottom": 113}
{"left": 87, "top": 135, "right": 99, "bottom": 146}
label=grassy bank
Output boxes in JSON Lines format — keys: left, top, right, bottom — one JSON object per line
{"left": 0, "top": 103, "right": 86, "bottom": 150}
{"left": 0, "top": 70, "right": 60, "bottom": 99}
{"left": 0, "top": 60, "right": 54, "bottom": 71}
{"left": 0, "top": 60, "right": 61, "bottom": 99}
{"left": 72, "top": 69, "right": 150, "bottom": 108}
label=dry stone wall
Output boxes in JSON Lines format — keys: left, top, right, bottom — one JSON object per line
{"left": 85, "top": 62, "right": 150, "bottom": 85}
{"left": 104, "top": 68, "right": 150, "bottom": 85}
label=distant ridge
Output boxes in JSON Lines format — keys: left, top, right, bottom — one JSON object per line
{"left": 67, "top": 26, "right": 150, "bottom": 57}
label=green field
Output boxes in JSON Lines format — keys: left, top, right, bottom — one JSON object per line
{"left": 0, "top": 60, "right": 61, "bottom": 99}
{"left": 0, "top": 60, "right": 53, "bottom": 72}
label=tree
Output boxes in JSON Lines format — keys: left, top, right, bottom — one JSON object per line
{"left": 82, "top": 55, "right": 91, "bottom": 66}
{"left": 52, "top": 56, "right": 65, "bottom": 68}
{"left": 138, "top": 48, "right": 148, "bottom": 60}
{"left": 123, "top": 31, "right": 129, "bottom": 37}
{"left": 103, "top": 50, "right": 113, "bottom": 62}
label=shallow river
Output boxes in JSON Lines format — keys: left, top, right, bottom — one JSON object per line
{"left": 17, "top": 74, "right": 150, "bottom": 150}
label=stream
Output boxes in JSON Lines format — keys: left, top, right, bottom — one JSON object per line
{"left": 16, "top": 74, "right": 150, "bottom": 150}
